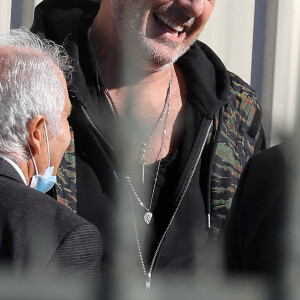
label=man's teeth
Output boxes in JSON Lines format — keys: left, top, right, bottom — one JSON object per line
{"left": 156, "top": 13, "right": 184, "bottom": 36}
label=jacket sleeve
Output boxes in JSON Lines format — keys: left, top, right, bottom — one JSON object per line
{"left": 223, "top": 157, "right": 251, "bottom": 271}
{"left": 223, "top": 146, "right": 286, "bottom": 275}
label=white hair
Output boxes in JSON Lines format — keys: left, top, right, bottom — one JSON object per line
{"left": 0, "top": 28, "right": 72, "bottom": 162}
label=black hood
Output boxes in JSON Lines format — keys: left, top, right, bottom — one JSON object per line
{"left": 178, "top": 42, "right": 231, "bottom": 118}
{"left": 31, "top": 0, "right": 99, "bottom": 44}
{"left": 31, "top": 0, "right": 231, "bottom": 118}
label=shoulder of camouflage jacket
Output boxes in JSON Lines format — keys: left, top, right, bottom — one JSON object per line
{"left": 209, "top": 71, "right": 263, "bottom": 238}
{"left": 56, "top": 128, "right": 77, "bottom": 213}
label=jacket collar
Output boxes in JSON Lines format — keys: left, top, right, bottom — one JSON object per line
{"left": 177, "top": 41, "right": 231, "bottom": 119}
{"left": 0, "top": 157, "right": 25, "bottom": 184}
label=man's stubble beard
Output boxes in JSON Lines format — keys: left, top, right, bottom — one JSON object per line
{"left": 136, "top": 32, "right": 195, "bottom": 70}
{"left": 111, "top": 1, "right": 197, "bottom": 71}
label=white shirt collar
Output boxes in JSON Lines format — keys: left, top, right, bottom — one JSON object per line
{"left": 0, "top": 154, "right": 28, "bottom": 185}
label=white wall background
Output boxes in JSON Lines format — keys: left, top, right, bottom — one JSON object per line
{"left": 200, "top": 0, "right": 255, "bottom": 85}
{"left": 271, "top": 0, "right": 300, "bottom": 145}
{"left": 0, "top": 0, "right": 12, "bottom": 31}
{"left": 201, "top": 0, "right": 300, "bottom": 146}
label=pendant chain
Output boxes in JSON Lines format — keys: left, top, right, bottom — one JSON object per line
{"left": 139, "top": 70, "right": 173, "bottom": 183}
{"left": 126, "top": 94, "right": 170, "bottom": 214}
{"left": 88, "top": 27, "right": 121, "bottom": 118}
{"left": 129, "top": 193, "right": 153, "bottom": 290}
{"left": 88, "top": 27, "right": 173, "bottom": 289}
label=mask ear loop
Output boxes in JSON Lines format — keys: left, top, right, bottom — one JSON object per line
{"left": 43, "top": 122, "right": 51, "bottom": 168}
{"left": 28, "top": 146, "right": 39, "bottom": 176}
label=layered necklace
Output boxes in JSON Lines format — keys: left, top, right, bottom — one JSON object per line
{"left": 125, "top": 86, "right": 171, "bottom": 224}
{"left": 88, "top": 27, "right": 175, "bottom": 290}
{"left": 87, "top": 27, "right": 174, "bottom": 225}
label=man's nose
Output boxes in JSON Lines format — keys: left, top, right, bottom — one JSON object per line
{"left": 176, "top": 0, "right": 205, "bottom": 18}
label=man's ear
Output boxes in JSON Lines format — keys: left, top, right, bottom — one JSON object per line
{"left": 27, "top": 115, "right": 46, "bottom": 156}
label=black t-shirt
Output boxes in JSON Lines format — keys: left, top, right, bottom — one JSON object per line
{"left": 128, "top": 150, "right": 179, "bottom": 267}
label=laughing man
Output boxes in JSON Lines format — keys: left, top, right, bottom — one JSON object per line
{"left": 31, "top": 0, "right": 265, "bottom": 288}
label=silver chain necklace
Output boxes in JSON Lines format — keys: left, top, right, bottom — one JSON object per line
{"left": 88, "top": 27, "right": 174, "bottom": 225}
{"left": 128, "top": 192, "right": 156, "bottom": 291}
{"left": 139, "top": 73, "right": 173, "bottom": 184}
{"left": 87, "top": 27, "right": 121, "bottom": 119}
{"left": 128, "top": 100, "right": 170, "bottom": 289}
{"left": 87, "top": 27, "right": 174, "bottom": 290}
{"left": 126, "top": 94, "right": 170, "bottom": 224}
{"left": 87, "top": 27, "right": 173, "bottom": 184}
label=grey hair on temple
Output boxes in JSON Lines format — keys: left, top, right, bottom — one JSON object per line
{"left": 0, "top": 28, "right": 73, "bottom": 162}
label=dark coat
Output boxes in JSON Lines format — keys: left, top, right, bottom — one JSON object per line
{"left": 224, "top": 145, "right": 287, "bottom": 276}
{"left": 0, "top": 157, "right": 103, "bottom": 280}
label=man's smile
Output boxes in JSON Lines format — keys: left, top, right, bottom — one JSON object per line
{"left": 153, "top": 12, "right": 185, "bottom": 37}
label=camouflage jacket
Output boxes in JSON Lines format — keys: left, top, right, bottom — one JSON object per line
{"left": 55, "top": 71, "right": 265, "bottom": 238}
{"left": 207, "top": 72, "right": 264, "bottom": 238}
{"left": 31, "top": 0, "right": 265, "bottom": 276}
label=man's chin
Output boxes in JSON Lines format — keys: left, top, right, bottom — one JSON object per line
{"left": 140, "top": 38, "right": 192, "bottom": 70}
{"left": 148, "top": 54, "right": 173, "bottom": 70}
{"left": 141, "top": 46, "right": 179, "bottom": 70}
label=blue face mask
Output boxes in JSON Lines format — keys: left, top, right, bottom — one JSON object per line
{"left": 29, "top": 123, "right": 57, "bottom": 193}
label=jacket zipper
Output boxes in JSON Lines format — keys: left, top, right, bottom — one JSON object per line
{"left": 146, "top": 119, "right": 213, "bottom": 288}
{"left": 206, "top": 108, "right": 224, "bottom": 229}
{"left": 81, "top": 105, "right": 212, "bottom": 289}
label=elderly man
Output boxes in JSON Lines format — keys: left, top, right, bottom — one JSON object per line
{"left": 0, "top": 29, "right": 102, "bottom": 279}
{"left": 31, "top": 0, "right": 265, "bottom": 288}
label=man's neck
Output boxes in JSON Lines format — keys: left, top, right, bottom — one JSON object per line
{"left": 89, "top": 13, "right": 187, "bottom": 163}
{"left": 89, "top": 7, "right": 187, "bottom": 162}
{"left": 89, "top": 23, "right": 177, "bottom": 107}
{"left": 19, "top": 159, "right": 36, "bottom": 186}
